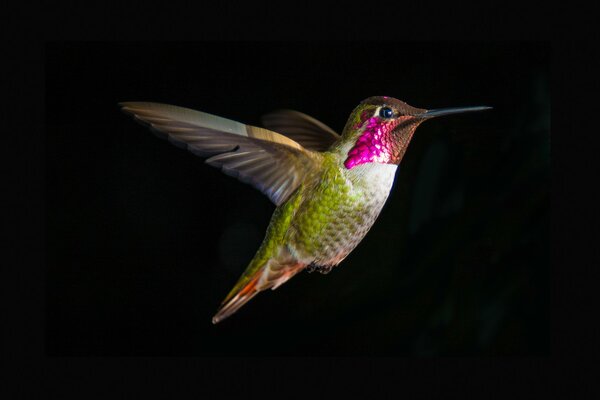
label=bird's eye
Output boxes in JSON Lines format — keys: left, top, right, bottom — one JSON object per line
{"left": 379, "top": 107, "right": 394, "bottom": 119}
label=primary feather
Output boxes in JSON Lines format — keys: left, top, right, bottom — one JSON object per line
{"left": 261, "top": 109, "right": 340, "bottom": 151}
{"left": 119, "top": 102, "right": 322, "bottom": 206}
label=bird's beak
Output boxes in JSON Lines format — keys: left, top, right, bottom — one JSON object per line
{"left": 417, "top": 106, "right": 492, "bottom": 119}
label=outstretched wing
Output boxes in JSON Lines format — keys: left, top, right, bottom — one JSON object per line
{"left": 261, "top": 109, "right": 340, "bottom": 152}
{"left": 120, "top": 102, "right": 320, "bottom": 206}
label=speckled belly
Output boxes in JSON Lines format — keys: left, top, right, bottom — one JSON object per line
{"left": 287, "top": 163, "right": 397, "bottom": 271}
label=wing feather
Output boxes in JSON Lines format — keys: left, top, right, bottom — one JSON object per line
{"left": 120, "top": 102, "right": 320, "bottom": 206}
{"left": 261, "top": 109, "right": 340, "bottom": 151}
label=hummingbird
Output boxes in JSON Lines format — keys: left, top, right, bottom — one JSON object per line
{"left": 119, "top": 96, "right": 490, "bottom": 324}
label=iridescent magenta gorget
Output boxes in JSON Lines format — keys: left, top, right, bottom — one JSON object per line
{"left": 344, "top": 114, "right": 406, "bottom": 169}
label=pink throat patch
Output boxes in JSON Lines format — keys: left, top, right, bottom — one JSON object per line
{"left": 344, "top": 116, "right": 397, "bottom": 169}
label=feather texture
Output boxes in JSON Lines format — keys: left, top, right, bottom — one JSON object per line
{"left": 261, "top": 109, "right": 340, "bottom": 151}
{"left": 120, "top": 102, "right": 321, "bottom": 206}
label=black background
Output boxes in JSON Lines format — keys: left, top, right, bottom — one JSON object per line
{"left": 46, "top": 42, "right": 549, "bottom": 356}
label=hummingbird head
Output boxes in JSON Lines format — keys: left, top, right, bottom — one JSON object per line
{"left": 340, "top": 96, "right": 490, "bottom": 169}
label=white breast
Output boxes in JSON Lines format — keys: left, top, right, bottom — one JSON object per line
{"left": 347, "top": 162, "right": 398, "bottom": 194}
{"left": 311, "top": 162, "right": 398, "bottom": 268}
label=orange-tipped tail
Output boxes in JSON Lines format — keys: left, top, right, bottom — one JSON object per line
{"left": 212, "top": 275, "right": 262, "bottom": 324}
{"left": 212, "top": 259, "right": 305, "bottom": 324}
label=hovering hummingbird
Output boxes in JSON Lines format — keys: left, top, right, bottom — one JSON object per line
{"left": 120, "top": 96, "right": 490, "bottom": 324}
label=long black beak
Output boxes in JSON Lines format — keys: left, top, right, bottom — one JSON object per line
{"left": 418, "top": 106, "right": 492, "bottom": 119}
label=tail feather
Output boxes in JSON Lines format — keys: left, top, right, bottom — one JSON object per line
{"left": 212, "top": 259, "right": 304, "bottom": 324}
{"left": 212, "top": 275, "right": 261, "bottom": 324}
